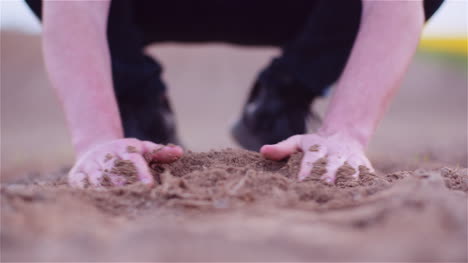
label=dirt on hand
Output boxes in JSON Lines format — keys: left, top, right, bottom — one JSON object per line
{"left": 110, "top": 159, "right": 139, "bottom": 185}
{"left": 1, "top": 149, "right": 467, "bottom": 262}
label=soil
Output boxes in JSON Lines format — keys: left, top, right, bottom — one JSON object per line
{"left": 110, "top": 159, "right": 139, "bottom": 185}
{"left": 1, "top": 149, "right": 467, "bottom": 262}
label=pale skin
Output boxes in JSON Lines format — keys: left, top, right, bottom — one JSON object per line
{"left": 42, "top": 0, "right": 424, "bottom": 188}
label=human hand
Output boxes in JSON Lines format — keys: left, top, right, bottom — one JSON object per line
{"left": 260, "top": 132, "right": 374, "bottom": 183}
{"left": 68, "top": 138, "right": 183, "bottom": 188}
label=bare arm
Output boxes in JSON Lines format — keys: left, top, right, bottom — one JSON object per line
{"left": 320, "top": 0, "right": 424, "bottom": 146}
{"left": 42, "top": 1, "right": 182, "bottom": 188}
{"left": 262, "top": 0, "right": 424, "bottom": 182}
{"left": 42, "top": 0, "right": 121, "bottom": 157}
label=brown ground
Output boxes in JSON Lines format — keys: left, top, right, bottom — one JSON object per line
{"left": 2, "top": 149, "right": 467, "bottom": 261}
{"left": 1, "top": 30, "right": 467, "bottom": 261}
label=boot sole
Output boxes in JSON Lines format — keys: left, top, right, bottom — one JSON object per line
{"left": 230, "top": 119, "right": 264, "bottom": 152}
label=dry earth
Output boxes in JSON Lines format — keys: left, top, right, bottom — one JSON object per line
{"left": 2, "top": 149, "right": 467, "bottom": 261}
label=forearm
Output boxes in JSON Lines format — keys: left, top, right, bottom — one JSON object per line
{"left": 42, "top": 0, "right": 122, "bottom": 157}
{"left": 319, "top": 0, "right": 424, "bottom": 147}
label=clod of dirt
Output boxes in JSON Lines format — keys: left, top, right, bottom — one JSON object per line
{"left": 306, "top": 157, "right": 328, "bottom": 180}
{"left": 144, "top": 145, "right": 165, "bottom": 162}
{"left": 440, "top": 167, "right": 468, "bottom": 192}
{"left": 335, "top": 163, "right": 358, "bottom": 188}
{"left": 103, "top": 153, "right": 113, "bottom": 163}
{"left": 145, "top": 149, "right": 392, "bottom": 211}
{"left": 126, "top": 146, "right": 138, "bottom": 153}
{"left": 309, "top": 144, "right": 320, "bottom": 152}
{"left": 110, "top": 159, "right": 138, "bottom": 185}
{"left": 100, "top": 174, "right": 113, "bottom": 187}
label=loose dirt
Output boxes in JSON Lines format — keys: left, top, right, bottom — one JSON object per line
{"left": 110, "top": 159, "right": 139, "bottom": 185}
{"left": 1, "top": 149, "right": 467, "bottom": 261}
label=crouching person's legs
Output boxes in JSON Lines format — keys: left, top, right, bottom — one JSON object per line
{"left": 232, "top": 0, "right": 444, "bottom": 151}
{"left": 107, "top": 0, "right": 180, "bottom": 145}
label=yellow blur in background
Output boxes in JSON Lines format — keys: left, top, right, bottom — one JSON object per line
{"left": 419, "top": 1, "right": 467, "bottom": 56}
{"left": 419, "top": 37, "right": 467, "bottom": 56}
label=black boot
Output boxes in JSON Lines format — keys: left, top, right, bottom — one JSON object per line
{"left": 231, "top": 58, "right": 321, "bottom": 151}
{"left": 113, "top": 56, "right": 181, "bottom": 145}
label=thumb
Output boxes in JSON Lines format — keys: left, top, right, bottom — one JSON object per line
{"left": 142, "top": 141, "right": 184, "bottom": 163}
{"left": 260, "top": 135, "right": 302, "bottom": 161}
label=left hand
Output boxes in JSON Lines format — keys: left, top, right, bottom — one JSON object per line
{"left": 68, "top": 138, "right": 183, "bottom": 188}
{"left": 260, "top": 132, "right": 374, "bottom": 183}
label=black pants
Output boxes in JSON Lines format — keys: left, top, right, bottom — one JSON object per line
{"left": 25, "top": 0, "right": 443, "bottom": 140}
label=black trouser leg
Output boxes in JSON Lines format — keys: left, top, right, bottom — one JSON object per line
{"left": 255, "top": 0, "right": 362, "bottom": 104}
{"left": 107, "top": 0, "right": 177, "bottom": 144}
{"left": 256, "top": 0, "right": 444, "bottom": 102}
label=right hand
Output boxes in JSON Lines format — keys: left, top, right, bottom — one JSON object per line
{"left": 68, "top": 138, "right": 183, "bottom": 189}
{"left": 261, "top": 131, "right": 374, "bottom": 183}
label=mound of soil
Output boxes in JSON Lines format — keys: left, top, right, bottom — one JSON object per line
{"left": 1, "top": 149, "right": 467, "bottom": 261}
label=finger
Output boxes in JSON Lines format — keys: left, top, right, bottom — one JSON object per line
{"left": 298, "top": 151, "right": 326, "bottom": 181}
{"left": 260, "top": 135, "right": 302, "bottom": 161}
{"left": 88, "top": 171, "right": 104, "bottom": 188}
{"left": 69, "top": 153, "right": 103, "bottom": 188}
{"left": 68, "top": 172, "right": 87, "bottom": 188}
{"left": 346, "top": 157, "right": 361, "bottom": 179}
{"left": 321, "top": 155, "right": 346, "bottom": 183}
{"left": 142, "top": 141, "right": 183, "bottom": 163}
{"left": 120, "top": 153, "right": 154, "bottom": 185}
{"left": 361, "top": 158, "right": 375, "bottom": 173}
{"left": 78, "top": 161, "right": 104, "bottom": 188}
{"left": 68, "top": 156, "right": 88, "bottom": 178}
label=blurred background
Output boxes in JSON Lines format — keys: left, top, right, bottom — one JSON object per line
{"left": 1, "top": 0, "right": 467, "bottom": 181}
